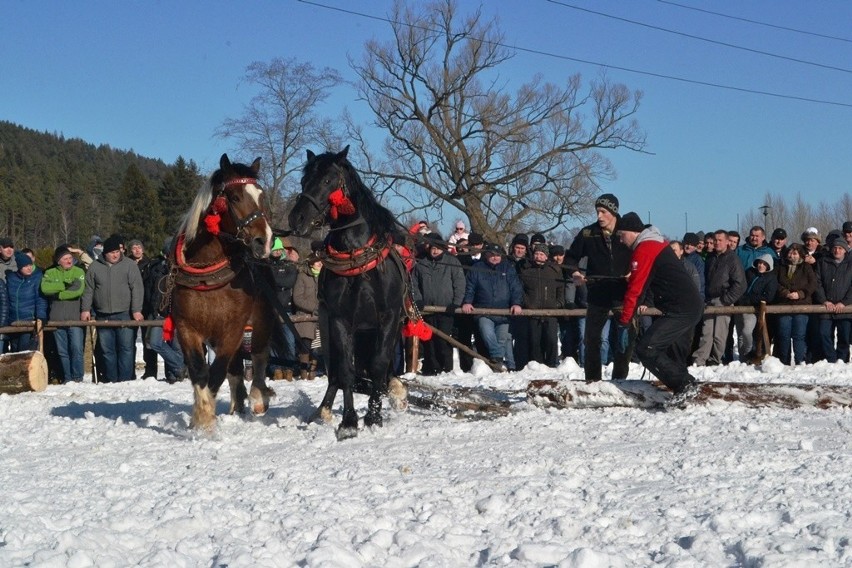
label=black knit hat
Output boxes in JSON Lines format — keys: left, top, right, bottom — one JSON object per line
{"left": 549, "top": 245, "right": 565, "bottom": 256}
{"left": 595, "top": 193, "right": 619, "bottom": 216}
{"left": 53, "top": 245, "right": 73, "bottom": 265}
{"left": 530, "top": 233, "right": 546, "bottom": 245}
{"left": 423, "top": 232, "right": 445, "bottom": 247}
{"left": 467, "top": 232, "right": 484, "bottom": 246}
{"left": 771, "top": 228, "right": 787, "bottom": 240}
{"left": 615, "top": 212, "right": 644, "bottom": 233}
{"left": 511, "top": 233, "right": 529, "bottom": 247}
{"left": 103, "top": 235, "right": 123, "bottom": 254}
{"left": 683, "top": 232, "right": 700, "bottom": 247}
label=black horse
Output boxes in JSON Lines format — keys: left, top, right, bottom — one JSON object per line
{"left": 288, "top": 146, "right": 408, "bottom": 440}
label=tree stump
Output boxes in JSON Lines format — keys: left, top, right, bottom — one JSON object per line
{"left": 0, "top": 351, "right": 49, "bottom": 394}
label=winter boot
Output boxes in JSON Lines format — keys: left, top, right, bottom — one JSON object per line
{"left": 298, "top": 354, "right": 311, "bottom": 381}
{"left": 307, "top": 358, "right": 317, "bottom": 380}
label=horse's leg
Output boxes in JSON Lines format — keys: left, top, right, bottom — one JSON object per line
{"left": 325, "top": 318, "right": 358, "bottom": 440}
{"left": 364, "top": 313, "right": 406, "bottom": 427}
{"left": 247, "top": 314, "right": 275, "bottom": 416}
{"left": 180, "top": 330, "right": 216, "bottom": 431}
{"left": 226, "top": 355, "right": 248, "bottom": 415}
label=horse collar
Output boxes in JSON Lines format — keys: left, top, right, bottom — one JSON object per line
{"left": 324, "top": 234, "right": 392, "bottom": 276}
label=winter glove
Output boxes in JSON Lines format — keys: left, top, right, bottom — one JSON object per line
{"left": 615, "top": 324, "right": 631, "bottom": 355}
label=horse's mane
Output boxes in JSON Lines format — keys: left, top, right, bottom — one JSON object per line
{"left": 176, "top": 179, "right": 213, "bottom": 243}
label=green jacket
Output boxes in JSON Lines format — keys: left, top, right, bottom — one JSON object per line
{"left": 40, "top": 264, "right": 86, "bottom": 321}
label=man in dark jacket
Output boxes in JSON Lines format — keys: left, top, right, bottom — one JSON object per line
{"left": 462, "top": 243, "right": 523, "bottom": 371}
{"left": 412, "top": 233, "right": 466, "bottom": 374}
{"left": 519, "top": 243, "right": 564, "bottom": 366}
{"left": 454, "top": 232, "right": 485, "bottom": 372}
{"left": 616, "top": 213, "right": 703, "bottom": 404}
{"left": 814, "top": 240, "right": 852, "bottom": 362}
{"left": 127, "top": 239, "right": 157, "bottom": 379}
{"left": 564, "top": 193, "right": 633, "bottom": 382}
{"left": 692, "top": 230, "right": 747, "bottom": 366}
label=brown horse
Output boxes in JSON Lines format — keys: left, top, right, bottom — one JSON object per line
{"left": 170, "top": 154, "right": 275, "bottom": 430}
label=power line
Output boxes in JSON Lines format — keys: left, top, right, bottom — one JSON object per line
{"left": 545, "top": 0, "right": 852, "bottom": 74}
{"left": 296, "top": 0, "right": 852, "bottom": 109}
{"left": 657, "top": 0, "right": 852, "bottom": 44}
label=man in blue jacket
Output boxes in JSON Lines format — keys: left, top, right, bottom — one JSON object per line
{"left": 461, "top": 243, "right": 524, "bottom": 371}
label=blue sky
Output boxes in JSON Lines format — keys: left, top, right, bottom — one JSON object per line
{"left": 2, "top": 0, "right": 850, "bottom": 239}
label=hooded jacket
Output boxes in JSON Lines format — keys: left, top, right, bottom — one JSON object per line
{"left": 7, "top": 269, "right": 48, "bottom": 321}
{"left": 619, "top": 226, "right": 702, "bottom": 325}
{"left": 738, "top": 254, "right": 778, "bottom": 307}
{"left": 564, "top": 221, "right": 631, "bottom": 307}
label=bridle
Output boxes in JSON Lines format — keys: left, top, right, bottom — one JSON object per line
{"left": 215, "top": 177, "right": 269, "bottom": 245}
{"left": 294, "top": 166, "right": 364, "bottom": 232}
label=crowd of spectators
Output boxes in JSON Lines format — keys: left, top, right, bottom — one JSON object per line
{"left": 7, "top": 205, "right": 852, "bottom": 386}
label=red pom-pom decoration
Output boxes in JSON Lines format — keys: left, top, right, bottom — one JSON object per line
{"left": 328, "top": 188, "right": 356, "bottom": 220}
{"left": 402, "top": 319, "right": 432, "bottom": 341}
{"left": 212, "top": 196, "right": 228, "bottom": 214}
{"left": 204, "top": 213, "right": 221, "bottom": 235}
{"left": 162, "top": 315, "right": 175, "bottom": 342}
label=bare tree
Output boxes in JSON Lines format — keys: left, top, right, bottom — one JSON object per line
{"left": 216, "top": 58, "right": 344, "bottom": 224}
{"left": 348, "top": 0, "right": 645, "bottom": 243}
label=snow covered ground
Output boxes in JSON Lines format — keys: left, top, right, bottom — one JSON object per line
{"left": 2, "top": 353, "right": 852, "bottom": 567}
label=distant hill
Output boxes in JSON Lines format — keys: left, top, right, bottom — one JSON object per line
{"left": 0, "top": 120, "right": 202, "bottom": 253}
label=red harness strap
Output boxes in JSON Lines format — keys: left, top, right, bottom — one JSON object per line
{"left": 325, "top": 234, "right": 392, "bottom": 276}
{"left": 172, "top": 233, "right": 234, "bottom": 291}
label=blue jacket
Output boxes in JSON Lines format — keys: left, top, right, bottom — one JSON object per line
{"left": 463, "top": 258, "right": 523, "bottom": 323}
{"left": 7, "top": 269, "right": 48, "bottom": 321}
{"left": 737, "top": 242, "right": 776, "bottom": 271}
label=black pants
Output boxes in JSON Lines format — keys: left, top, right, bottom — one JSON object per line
{"left": 422, "top": 314, "right": 455, "bottom": 374}
{"left": 635, "top": 311, "right": 701, "bottom": 392}
{"left": 510, "top": 317, "right": 530, "bottom": 370}
{"left": 454, "top": 313, "right": 485, "bottom": 372}
{"left": 585, "top": 304, "right": 631, "bottom": 381}
{"left": 529, "top": 317, "right": 559, "bottom": 367}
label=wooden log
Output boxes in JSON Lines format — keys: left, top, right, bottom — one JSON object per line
{"left": 0, "top": 351, "right": 48, "bottom": 394}
{"left": 527, "top": 379, "right": 852, "bottom": 410}
{"left": 420, "top": 320, "right": 505, "bottom": 372}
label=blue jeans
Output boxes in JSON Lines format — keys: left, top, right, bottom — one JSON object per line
{"left": 9, "top": 332, "right": 38, "bottom": 353}
{"left": 96, "top": 312, "right": 136, "bottom": 382}
{"left": 819, "top": 318, "right": 852, "bottom": 363}
{"left": 55, "top": 326, "right": 85, "bottom": 382}
{"left": 477, "top": 316, "right": 514, "bottom": 370}
{"left": 146, "top": 321, "right": 184, "bottom": 379}
{"left": 775, "top": 314, "right": 808, "bottom": 365}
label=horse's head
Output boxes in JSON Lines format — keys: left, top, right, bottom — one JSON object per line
{"left": 288, "top": 146, "right": 352, "bottom": 237}
{"left": 209, "top": 153, "right": 272, "bottom": 259}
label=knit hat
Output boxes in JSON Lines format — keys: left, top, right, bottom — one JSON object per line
{"left": 511, "top": 233, "right": 529, "bottom": 247}
{"left": 843, "top": 222, "right": 852, "bottom": 233}
{"left": 771, "top": 228, "right": 787, "bottom": 240}
{"left": 595, "top": 193, "right": 619, "bottom": 216}
{"left": 549, "top": 245, "right": 565, "bottom": 256}
{"left": 53, "top": 245, "right": 73, "bottom": 265}
{"left": 127, "top": 239, "right": 143, "bottom": 250}
{"left": 695, "top": 231, "right": 705, "bottom": 241}
{"left": 14, "top": 251, "right": 32, "bottom": 268}
{"left": 615, "top": 211, "right": 644, "bottom": 233}
{"left": 831, "top": 239, "right": 850, "bottom": 252}
{"left": 423, "top": 232, "right": 445, "bottom": 247}
{"left": 103, "top": 235, "right": 123, "bottom": 254}
{"left": 532, "top": 243, "right": 549, "bottom": 256}
{"left": 530, "top": 233, "right": 546, "bottom": 246}
{"left": 0, "top": 237, "right": 13, "bottom": 248}
{"left": 467, "top": 232, "right": 484, "bottom": 246}
{"left": 271, "top": 237, "right": 285, "bottom": 252}
{"left": 753, "top": 253, "right": 774, "bottom": 272}
{"left": 683, "top": 232, "right": 700, "bottom": 247}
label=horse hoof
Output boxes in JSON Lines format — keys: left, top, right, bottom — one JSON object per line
{"left": 313, "top": 406, "right": 334, "bottom": 424}
{"left": 336, "top": 425, "right": 359, "bottom": 441}
{"left": 388, "top": 378, "right": 409, "bottom": 412}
